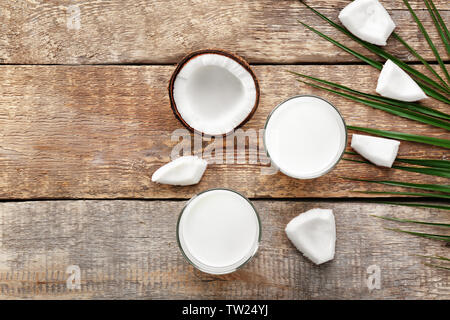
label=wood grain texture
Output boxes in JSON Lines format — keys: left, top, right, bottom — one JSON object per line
{"left": 0, "top": 64, "right": 448, "bottom": 199}
{"left": 0, "top": 0, "right": 447, "bottom": 302}
{"left": 0, "top": 200, "right": 448, "bottom": 299}
{"left": 0, "top": 0, "right": 448, "bottom": 64}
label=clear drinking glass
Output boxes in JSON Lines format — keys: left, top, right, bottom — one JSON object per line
{"left": 177, "top": 188, "right": 261, "bottom": 275}
{"left": 263, "top": 95, "right": 348, "bottom": 179}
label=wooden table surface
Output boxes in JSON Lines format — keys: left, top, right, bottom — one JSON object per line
{"left": 0, "top": 0, "right": 448, "bottom": 299}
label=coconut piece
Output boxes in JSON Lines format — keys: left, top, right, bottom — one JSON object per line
{"left": 151, "top": 156, "right": 207, "bottom": 186}
{"left": 338, "top": 0, "right": 396, "bottom": 46}
{"left": 351, "top": 134, "right": 400, "bottom": 167}
{"left": 376, "top": 59, "right": 427, "bottom": 102}
{"left": 285, "top": 208, "right": 336, "bottom": 265}
{"left": 169, "top": 49, "right": 260, "bottom": 136}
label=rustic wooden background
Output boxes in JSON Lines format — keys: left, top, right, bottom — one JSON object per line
{"left": 0, "top": 0, "right": 448, "bottom": 299}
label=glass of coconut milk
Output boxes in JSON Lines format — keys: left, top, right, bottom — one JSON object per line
{"left": 177, "top": 188, "right": 261, "bottom": 275}
{"left": 264, "top": 95, "right": 347, "bottom": 179}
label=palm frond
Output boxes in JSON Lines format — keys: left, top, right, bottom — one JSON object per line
{"left": 385, "top": 228, "right": 450, "bottom": 242}
{"left": 343, "top": 157, "right": 450, "bottom": 178}
{"left": 298, "top": 20, "right": 450, "bottom": 103}
{"left": 293, "top": 71, "right": 450, "bottom": 119}
{"left": 343, "top": 177, "right": 450, "bottom": 193}
{"left": 299, "top": 80, "right": 450, "bottom": 130}
{"left": 427, "top": 0, "right": 450, "bottom": 53}
{"left": 372, "top": 215, "right": 450, "bottom": 227}
{"left": 378, "top": 202, "right": 450, "bottom": 211}
{"left": 392, "top": 165, "right": 450, "bottom": 179}
{"left": 297, "top": 21, "right": 382, "bottom": 69}
{"left": 290, "top": 71, "right": 450, "bottom": 120}
{"left": 416, "top": 254, "right": 450, "bottom": 262}
{"left": 420, "top": 254, "right": 450, "bottom": 271}
{"left": 347, "top": 126, "right": 450, "bottom": 149}
{"left": 423, "top": 0, "right": 450, "bottom": 56}
{"left": 394, "top": 158, "right": 450, "bottom": 169}
{"left": 424, "top": 263, "right": 450, "bottom": 270}
{"left": 403, "top": 0, "right": 449, "bottom": 82}
{"left": 354, "top": 190, "right": 450, "bottom": 199}
{"left": 297, "top": 1, "right": 450, "bottom": 269}
{"left": 392, "top": 32, "right": 448, "bottom": 88}
{"left": 345, "top": 151, "right": 450, "bottom": 169}
{"left": 298, "top": 1, "right": 450, "bottom": 99}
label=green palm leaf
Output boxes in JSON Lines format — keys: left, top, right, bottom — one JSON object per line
{"left": 392, "top": 32, "right": 448, "bottom": 88}
{"left": 403, "top": 0, "right": 449, "bottom": 82}
{"left": 297, "top": 20, "right": 450, "bottom": 103}
{"left": 392, "top": 165, "right": 450, "bottom": 179}
{"left": 298, "top": 1, "right": 450, "bottom": 99}
{"left": 423, "top": 0, "right": 450, "bottom": 56}
{"left": 345, "top": 151, "right": 450, "bottom": 169}
{"left": 347, "top": 126, "right": 450, "bottom": 149}
{"left": 394, "top": 158, "right": 450, "bottom": 169}
{"left": 421, "top": 254, "right": 450, "bottom": 271}
{"left": 385, "top": 228, "right": 450, "bottom": 242}
{"left": 378, "top": 202, "right": 450, "bottom": 211}
{"left": 373, "top": 215, "right": 450, "bottom": 227}
{"left": 290, "top": 71, "right": 450, "bottom": 120}
{"left": 298, "top": 80, "right": 450, "bottom": 130}
{"left": 427, "top": 0, "right": 450, "bottom": 53}
{"left": 343, "top": 157, "right": 450, "bottom": 178}
{"left": 301, "top": 0, "right": 450, "bottom": 91}
{"left": 416, "top": 255, "right": 450, "bottom": 262}
{"left": 296, "top": 1, "right": 450, "bottom": 267}
{"left": 424, "top": 263, "right": 450, "bottom": 270}
{"left": 354, "top": 190, "right": 450, "bottom": 199}
{"left": 297, "top": 21, "right": 382, "bottom": 69}
{"left": 344, "top": 177, "right": 450, "bottom": 193}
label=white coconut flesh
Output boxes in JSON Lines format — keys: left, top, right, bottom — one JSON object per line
{"left": 376, "top": 59, "right": 427, "bottom": 102}
{"left": 339, "top": 0, "right": 396, "bottom": 46}
{"left": 351, "top": 134, "right": 400, "bottom": 167}
{"left": 173, "top": 53, "right": 257, "bottom": 135}
{"left": 151, "top": 156, "right": 207, "bottom": 186}
{"left": 285, "top": 208, "right": 336, "bottom": 265}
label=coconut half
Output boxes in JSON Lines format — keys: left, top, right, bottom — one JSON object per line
{"left": 338, "top": 0, "right": 396, "bottom": 46}
{"left": 376, "top": 59, "right": 427, "bottom": 102}
{"left": 285, "top": 208, "right": 336, "bottom": 265}
{"left": 151, "top": 156, "right": 207, "bottom": 186}
{"left": 169, "top": 49, "right": 260, "bottom": 136}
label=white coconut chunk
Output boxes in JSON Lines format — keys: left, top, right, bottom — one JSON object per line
{"left": 151, "top": 156, "right": 207, "bottom": 186}
{"left": 376, "top": 59, "right": 427, "bottom": 102}
{"left": 173, "top": 53, "right": 258, "bottom": 135}
{"left": 338, "top": 0, "right": 396, "bottom": 46}
{"left": 285, "top": 208, "right": 336, "bottom": 265}
{"left": 351, "top": 134, "right": 400, "bottom": 167}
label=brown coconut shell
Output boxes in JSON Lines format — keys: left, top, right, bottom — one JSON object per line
{"left": 168, "top": 49, "right": 260, "bottom": 137}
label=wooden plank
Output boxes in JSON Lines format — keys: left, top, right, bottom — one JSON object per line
{"left": 0, "top": 1, "right": 448, "bottom": 64}
{"left": 312, "top": 0, "right": 449, "bottom": 8}
{"left": 0, "top": 200, "right": 448, "bottom": 299}
{"left": 0, "top": 64, "right": 448, "bottom": 199}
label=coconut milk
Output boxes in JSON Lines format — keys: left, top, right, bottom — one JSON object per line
{"left": 177, "top": 189, "right": 260, "bottom": 274}
{"left": 264, "top": 95, "right": 347, "bottom": 179}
